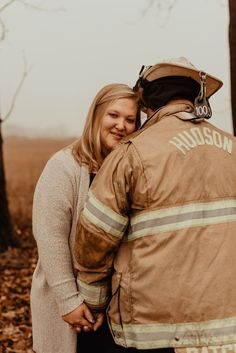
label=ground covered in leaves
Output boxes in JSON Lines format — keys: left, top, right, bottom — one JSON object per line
{"left": 0, "top": 228, "right": 37, "bottom": 353}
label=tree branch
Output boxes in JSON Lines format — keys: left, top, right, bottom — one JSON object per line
{"left": 0, "top": 0, "right": 65, "bottom": 42}
{"left": 0, "top": 0, "right": 65, "bottom": 124}
{"left": 15, "top": 0, "right": 66, "bottom": 13}
{"left": 142, "top": 0, "right": 155, "bottom": 17}
{"left": 1, "top": 52, "right": 28, "bottom": 123}
{"left": 0, "top": 0, "right": 17, "bottom": 13}
{"left": 0, "top": 15, "right": 7, "bottom": 41}
{"left": 142, "top": 0, "right": 179, "bottom": 20}
{"left": 0, "top": 0, "right": 65, "bottom": 120}
{"left": 0, "top": 0, "right": 16, "bottom": 41}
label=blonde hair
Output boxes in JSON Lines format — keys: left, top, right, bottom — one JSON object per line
{"left": 72, "top": 83, "right": 140, "bottom": 173}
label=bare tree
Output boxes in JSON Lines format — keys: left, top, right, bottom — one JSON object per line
{"left": 0, "top": 2, "right": 28, "bottom": 252}
{"left": 0, "top": 51, "right": 28, "bottom": 252}
{"left": 0, "top": 124, "right": 18, "bottom": 252}
{"left": 229, "top": 0, "right": 236, "bottom": 135}
{"left": 0, "top": 0, "right": 65, "bottom": 252}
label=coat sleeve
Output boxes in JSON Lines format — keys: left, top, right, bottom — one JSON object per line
{"left": 32, "top": 151, "right": 84, "bottom": 316}
{"left": 74, "top": 143, "right": 141, "bottom": 312}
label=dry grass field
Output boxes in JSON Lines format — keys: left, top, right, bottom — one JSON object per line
{"left": 4, "top": 136, "right": 75, "bottom": 229}
{"left": 0, "top": 136, "right": 75, "bottom": 353}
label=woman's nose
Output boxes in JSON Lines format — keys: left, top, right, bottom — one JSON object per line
{"left": 115, "top": 118, "right": 125, "bottom": 130}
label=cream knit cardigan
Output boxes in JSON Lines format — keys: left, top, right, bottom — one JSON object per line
{"left": 30, "top": 146, "right": 90, "bottom": 353}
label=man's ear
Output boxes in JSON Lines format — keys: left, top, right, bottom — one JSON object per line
{"left": 146, "top": 108, "right": 154, "bottom": 118}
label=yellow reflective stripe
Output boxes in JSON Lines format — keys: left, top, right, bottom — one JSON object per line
{"left": 132, "top": 199, "right": 236, "bottom": 225}
{"left": 110, "top": 317, "right": 236, "bottom": 349}
{"left": 128, "top": 199, "right": 236, "bottom": 240}
{"left": 77, "top": 279, "right": 110, "bottom": 308}
{"left": 83, "top": 191, "right": 128, "bottom": 238}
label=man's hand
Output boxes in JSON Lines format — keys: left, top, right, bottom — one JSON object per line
{"left": 93, "top": 312, "right": 105, "bottom": 331}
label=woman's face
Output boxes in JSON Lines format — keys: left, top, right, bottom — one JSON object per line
{"left": 100, "top": 98, "right": 137, "bottom": 156}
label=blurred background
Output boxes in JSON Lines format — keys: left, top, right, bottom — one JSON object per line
{"left": 1, "top": 0, "right": 231, "bottom": 136}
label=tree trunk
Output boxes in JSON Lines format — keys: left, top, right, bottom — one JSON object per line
{"left": 0, "top": 120, "right": 17, "bottom": 252}
{"left": 229, "top": 0, "right": 236, "bottom": 135}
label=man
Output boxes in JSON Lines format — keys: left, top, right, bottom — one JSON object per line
{"left": 74, "top": 57, "right": 236, "bottom": 353}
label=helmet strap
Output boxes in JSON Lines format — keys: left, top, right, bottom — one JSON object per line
{"left": 194, "top": 71, "right": 212, "bottom": 120}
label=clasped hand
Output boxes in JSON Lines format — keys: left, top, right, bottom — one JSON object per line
{"left": 62, "top": 302, "right": 104, "bottom": 333}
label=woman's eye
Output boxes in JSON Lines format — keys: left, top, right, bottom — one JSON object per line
{"left": 109, "top": 113, "right": 118, "bottom": 118}
{"left": 127, "top": 118, "right": 135, "bottom": 124}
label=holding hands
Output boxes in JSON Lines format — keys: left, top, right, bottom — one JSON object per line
{"left": 62, "top": 302, "right": 104, "bottom": 333}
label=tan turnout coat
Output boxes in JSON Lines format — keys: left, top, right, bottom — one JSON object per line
{"left": 75, "top": 103, "right": 236, "bottom": 350}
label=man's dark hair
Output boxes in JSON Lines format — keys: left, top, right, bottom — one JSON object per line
{"left": 142, "top": 76, "right": 200, "bottom": 111}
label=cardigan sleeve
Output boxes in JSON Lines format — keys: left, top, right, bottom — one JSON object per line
{"left": 32, "top": 150, "right": 84, "bottom": 316}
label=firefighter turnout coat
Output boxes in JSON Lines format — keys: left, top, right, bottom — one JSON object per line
{"left": 74, "top": 102, "right": 236, "bottom": 350}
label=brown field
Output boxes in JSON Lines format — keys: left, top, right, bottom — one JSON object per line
{"left": 0, "top": 136, "right": 75, "bottom": 353}
{"left": 4, "top": 136, "right": 75, "bottom": 229}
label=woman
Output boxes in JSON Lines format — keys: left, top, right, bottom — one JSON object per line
{"left": 30, "top": 83, "right": 140, "bottom": 353}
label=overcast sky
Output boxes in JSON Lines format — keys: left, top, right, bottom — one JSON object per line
{"left": 0, "top": 0, "right": 231, "bottom": 137}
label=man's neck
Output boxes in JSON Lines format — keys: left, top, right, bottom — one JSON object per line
{"left": 147, "top": 99, "right": 193, "bottom": 119}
